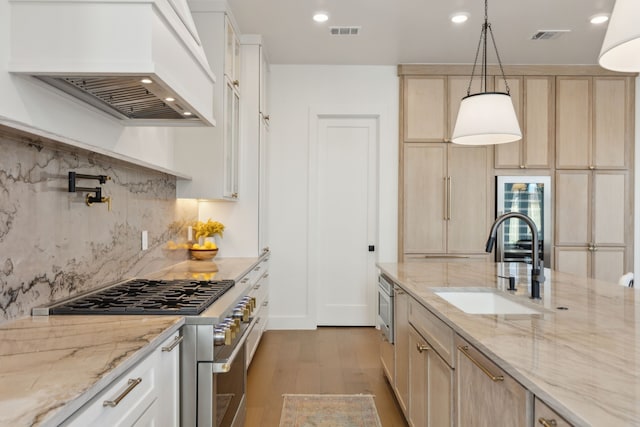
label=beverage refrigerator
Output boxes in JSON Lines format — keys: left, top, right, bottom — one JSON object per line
{"left": 495, "top": 176, "right": 551, "bottom": 268}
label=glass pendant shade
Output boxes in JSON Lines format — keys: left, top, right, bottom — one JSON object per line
{"left": 451, "top": 92, "right": 522, "bottom": 145}
{"left": 599, "top": 0, "right": 640, "bottom": 71}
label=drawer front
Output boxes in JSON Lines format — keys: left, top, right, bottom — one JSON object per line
{"left": 63, "top": 348, "right": 159, "bottom": 426}
{"left": 535, "top": 398, "right": 573, "bottom": 427}
{"left": 408, "top": 298, "right": 455, "bottom": 367}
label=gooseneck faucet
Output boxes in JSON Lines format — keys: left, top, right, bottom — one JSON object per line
{"left": 485, "top": 212, "right": 544, "bottom": 299}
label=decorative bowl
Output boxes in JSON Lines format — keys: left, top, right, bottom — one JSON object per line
{"left": 189, "top": 248, "right": 218, "bottom": 261}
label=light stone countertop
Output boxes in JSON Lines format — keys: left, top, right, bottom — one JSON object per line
{"left": 0, "top": 256, "right": 262, "bottom": 427}
{"left": 377, "top": 260, "right": 640, "bottom": 427}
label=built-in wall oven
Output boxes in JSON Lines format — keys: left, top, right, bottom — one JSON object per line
{"left": 378, "top": 275, "right": 394, "bottom": 344}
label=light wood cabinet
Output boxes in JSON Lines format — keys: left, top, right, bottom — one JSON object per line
{"left": 555, "top": 170, "right": 629, "bottom": 282}
{"left": 394, "top": 286, "right": 409, "bottom": 415}
{"left": 403, "top": 143, "right": 491, "bottom": 256}
{"left": 495, "top": 76, "right": 554, "bottom": 169}
{"left": 409, "top": 326, "right": 453, "bottom": 427}
{"left": 403, "top": 76, "right": 447, "bottom": 142}
{"left": 556, "top": 76, "right": 631, "bottom": 170}
{"left": 407, "top": 298, "right": 454, "bottom": 427}
{"left": 447, "top": 75, "right": 486, "bottom": 140}
{"left": 535, "top": 397, "right": 573, "bottom": 427}
{"left": 456, "top": 336, "right": 531, "bottom": 427}
{"left": 380, "top": 331, "right": 394, "bottom": 382}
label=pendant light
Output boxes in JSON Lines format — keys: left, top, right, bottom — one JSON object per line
{"left": 598, "top": 0, "right": 640, "bottom": 71}
{"left": 451, "top": 0, "right": 522, "bottom": 145}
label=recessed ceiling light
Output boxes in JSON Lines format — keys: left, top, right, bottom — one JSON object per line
{"left": 451, "top": 12, "right": 470, "bottom": 24}
{"left": 590, "top": 14, "right": 609, "bottom": 24}
{"left": 183, "top": 111, "right": 193, "bottom": 116}
{"left": 313, "top": 12, "right": 329, "bottom": 23}
{"left": 140, "top": 78, "right": 153, "bottom": 84}
{"left": 165, "top": 97, "right": 175, "bottom": 102}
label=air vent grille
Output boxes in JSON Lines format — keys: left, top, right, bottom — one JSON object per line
{"left": 330, "top": 26, "right": 361, "bottom": 36}
{"left": 531, "top": 30, "right": 570, "bottom": 40}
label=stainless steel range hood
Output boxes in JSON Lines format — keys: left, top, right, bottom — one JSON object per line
{"left": 8, "top": 0, "right": 217, "bottom": 126}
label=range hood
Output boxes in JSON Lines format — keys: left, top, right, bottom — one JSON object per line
{"left": 8, "top": 0, "right": 216, "bottom": 126}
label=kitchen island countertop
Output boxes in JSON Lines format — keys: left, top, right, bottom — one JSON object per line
{"left": 0, "top": 256, "right": 263, "bottom": 427}
{"left": 377, "top": 260, "right": 640, "bottom": 426}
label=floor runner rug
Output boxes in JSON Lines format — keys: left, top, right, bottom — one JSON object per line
{"left": 279, "top": 394, "right": 383, "bottom": 427}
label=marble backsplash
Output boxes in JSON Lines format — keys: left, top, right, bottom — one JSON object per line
{"left": 0, "top": 126, "right": 197, "bottom": 323}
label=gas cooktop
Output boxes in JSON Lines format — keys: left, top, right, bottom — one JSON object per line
{"left": 48, "top": 279, "right": 235, "bottom": 315}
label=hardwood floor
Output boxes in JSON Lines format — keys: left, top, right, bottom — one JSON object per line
{"left": 245, "top": 327, "right": 408, "bottom": 427}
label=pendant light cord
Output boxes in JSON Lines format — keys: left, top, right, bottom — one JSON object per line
{"left": 466, "top": 0, "right": 511, "bottom": 96}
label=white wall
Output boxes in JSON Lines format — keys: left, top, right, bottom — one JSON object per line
{"left": 0, "top": 0, "right": 176, "bottom": 171}
{"left": 267, "top": 65, "right": 399, "bottom": 329}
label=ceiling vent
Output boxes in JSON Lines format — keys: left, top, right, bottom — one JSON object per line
{"left": 530, "top": 30, "right": 571, "bottom": 40}
{"left": 330, "top": 26, "right": 361, "bottom": 36}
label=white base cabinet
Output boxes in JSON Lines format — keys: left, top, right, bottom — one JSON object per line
{"left": 62, "top": 332, "right": 182, "bottom": 426}
{"left": 246, "top": 256, "right": 270, "bottom": 367}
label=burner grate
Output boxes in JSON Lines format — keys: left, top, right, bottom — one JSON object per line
{"left": 49, "top": 279, "right": 235, "bottom": 315}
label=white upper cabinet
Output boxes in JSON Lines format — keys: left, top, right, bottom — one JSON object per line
{"left": 174, "top": 2, "right": 242, "bottom": 200}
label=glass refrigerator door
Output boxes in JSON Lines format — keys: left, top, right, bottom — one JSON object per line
{"left": 496, "top": 176, "right": 551, "bottom": 268}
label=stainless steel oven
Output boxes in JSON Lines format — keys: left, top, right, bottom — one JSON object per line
{"left": 377, "top": 275, "right": 394, "bottom": 344}
{"left": 182, "top": 296, "right": 257, "bottom": 427}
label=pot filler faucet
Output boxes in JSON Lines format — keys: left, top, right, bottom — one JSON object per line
{"left": 485, "top": 212, "right": 544, "bottom": 299}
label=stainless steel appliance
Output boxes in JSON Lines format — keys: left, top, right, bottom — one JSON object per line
{"left": 377, "top": 275, "right": 394, "bottom": 343}
{"left": 181, "top": 295, "right": 257, "bottom": 427}
{"left": 495, "top": 176, "right": 551, "bottom": 268}
{"left": 44, "top": 279, "right": 235, "bottom": 315}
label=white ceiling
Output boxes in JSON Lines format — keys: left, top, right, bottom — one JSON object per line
{"left": 226, "top": 0, "right": 616, "bottom": 66}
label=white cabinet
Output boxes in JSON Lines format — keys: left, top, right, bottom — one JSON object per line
{"left": 246, "top": 256, "right": 270, "bottom": 367}
{"left": 174, "top": 3, "right": 241, "bottom": 200}
{"left": 62, "top": 332, "right": 182, "bottom": 426}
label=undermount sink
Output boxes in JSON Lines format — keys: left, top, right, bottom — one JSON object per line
{"left": 434, "top": 289, "right": 542, "bottom": 315}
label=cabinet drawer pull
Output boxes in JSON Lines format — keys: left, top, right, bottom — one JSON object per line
{"left": 264, "top": 273, "right": 270, "bottom": 278}
{"left": 458, "top": 345, "right": 504, "bottom": 382}
{"left": 162, "top": 335, "right": 183, "bottom": 352}
{"left": 241, "top": 278, "right": 250, "bottom": 283}
{"left": 417, "top": 344, "right": 430, "bottom": 353}
{"left": 254, "top": 266, "right": 261, "bottom": 272}
{"left": 263, "top": 300, "right": 269, "bottom": 307}
{"left": 254, "top": 284, "right": 261, "bottom": 290}
{"left": 447, "top": 176, "right": 452, "bottom": 220}
{"left": 538, "top": 418, "right": 557, "bottom": 427}
{"left": 103, "top": 378, "right": 142, "bottom": 407}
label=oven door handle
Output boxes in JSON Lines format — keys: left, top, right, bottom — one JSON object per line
{"left": 212, "top": 315, "right": 258, "bottom": 373}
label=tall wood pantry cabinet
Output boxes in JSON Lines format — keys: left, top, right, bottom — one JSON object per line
{"left": 553, "top": 75, "right": 634, "bottom": 282}
{"left": 399, "top": 65, "right": 635, "bottom": 281}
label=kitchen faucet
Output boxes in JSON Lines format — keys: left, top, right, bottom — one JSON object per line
{"left": 485, "top": 212, "right": 544, "bottom": 299}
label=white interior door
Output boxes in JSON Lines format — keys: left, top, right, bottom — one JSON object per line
{"left": 314, "top": 116, "right": 378, "bottom": 326}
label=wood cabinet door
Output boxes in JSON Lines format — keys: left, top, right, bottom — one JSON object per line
{"left": 447, "top": 145, "right": 491, "bottom": 253}
{"left": 448, "top": 76, "right": 486, "bottom": 141}
{"left": 593, "top": 247, "right": 626, "bottom": 283}
{"left": 409, "top": 327, "right": 427, "bottom": 427}
{"left": 403, "top": 143, "right": 447, "bottom": 254}
{"left": 494, "top": 77, "right": 524, "bottom": 169}
{"left": 535, "top": 398, "right": 572, "bottom": 427}
{"left": 404, "top": 77, "right": 447, "bottom": 142}
{"left": 556, "top": 77, "right": 591, "bottom": 169}
{"left": 394, "top": 288, "right": 409, "bottom": 415}
{"left": 428, "top": 349, "right": 453, "bottom": 427}
{"left": 593, "top": 77, "right": 628, "bottom": 169}
{"left": 554, "top": 246, "right": 590, "bottom": 278}
{"left": 555, "top": 171, "right": 591, "bottom": 246}
{"left": 524, "top": 76, "right": 554, "bottom": 168}
{"left": 593, "top": 172, "right": 627, "bottom": 246}
{"left": 456, "top": 341, "right": 530, "bottom": 427}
